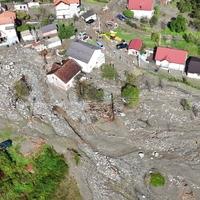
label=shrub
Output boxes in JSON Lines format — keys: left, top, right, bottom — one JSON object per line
{"left": 149, "top": 15, "right": 158, "bottom": 26}
{"left": 17, "top": 24, "right": 33, "bottom": 32}
{"left": 121, "top": 84, "right": 139, "bottom": 107}
{"left": 77, "top": 81, "right": 104, "bottom": 102}
{"left": 123, "top": 9, "right": 134, "bottom": 19}
{"left": 58, "top": 23, "right": 76, "bottom": 40}
{"left": 125, "top": 19, "right": 137, "bottom": 28}
{"left": 168, "top": 15, "right": 187, "bottom": 33}
{"left": 16, "top": 11, "right": 30, "bottom": 20}
{"left": 150, "top": 172, "right": 165, "bottom": 187}
{"left": 101, "top": 64, "right": 118, "bottom": 80}
{"left": 14, "top": 77, "right": 31, "bottom": 100}
{"left": 180, "top": 98, "right": 191, "bottom": 110}
{"left": 151, "top": 32, "right": 161, "bottom": 45}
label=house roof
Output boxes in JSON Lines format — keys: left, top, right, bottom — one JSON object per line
{"left": 82, "top": 10, "right": 95, "bottom": 19}
{"left": 185, "top": 56, "right": 200, "bottom": 74}
{"left": 45, "top": 36, "right": 61, "bottom": 44}
{"left": 155, "top": 47, "right": 188, "bottom": 64}
{"left": 128, "top": 38, "right": 143, "bottom": 50}
{"left": 41, "top": 24, "right": 57, "bottom": 34}
{"left": 67, "top": 40, "right": 100, "bottom": 63}
{"left": 0, "top": 11, "right": 16, "bottom": 25}
{"left": 48, "top": 59, "right": 81, "bottom": 83}
{"left": 53, "top": 0, "right": 79, "bottom": 6}
{"left": 128, "top": 0, "right": 154, "bottom": 11}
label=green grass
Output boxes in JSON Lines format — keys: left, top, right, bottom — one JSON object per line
{"left": 0, "top": 144, "right": 71, "bottom": 200}
{"left": 83, "top": 0, "right": 109, "bottom": 4}
{"left": 115, "top": 28, "right": 156, "bottom": 48}
{"left": 115, "top": 26, "right": 200, "bottom": 56}
{"left": 101, "top": 64, "right": 118, "bottom": 80}
{"left": 150, "top": 172, "right": 165, "bottom": 187}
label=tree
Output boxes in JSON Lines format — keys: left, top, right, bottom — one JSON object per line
{"left": 151, "top": 32, "right": 161, "bottom": 45}
{"left": 169, "top": 15, "right": 187, "bottom": 32}
{"left": 16, "top": 11, "right": 30, "bottom": 20}
{"left": 121, "top": 84, "right": 139, "bottom": 107}
{"left": 177, "top": 0, "right": 192, "bottom": 13}
{"left": 149, "top": 15, "right": 158, "bottom": 26}
{"left": 123, "top": 9, "right": 134, "bottom": 19}
{"left": 58, "top": 23, "right": 76, "bottom": 40}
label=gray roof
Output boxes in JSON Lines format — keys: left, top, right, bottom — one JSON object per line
{"left": 41, "top": 24, "right": 57, "bottom": 34}
{"left": 67, "top": 40, "right": 100, "bottom": 63}
{"left": 82, "top": 10, "right": 95, "bottom": 19}
{"left": 186, "top": 56, "right": 200, "bottom": 74}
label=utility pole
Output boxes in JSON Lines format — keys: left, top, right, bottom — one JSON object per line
{"left": 110, "top": 93, "right": 115, "bottom": 121}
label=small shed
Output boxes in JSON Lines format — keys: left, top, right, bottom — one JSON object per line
{"left": 81, "top": 10, "right": 97, "bottom": 22}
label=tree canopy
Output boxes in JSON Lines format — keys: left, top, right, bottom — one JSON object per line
{"left": 169, "top": 15, "right": 187, "bottom": 33}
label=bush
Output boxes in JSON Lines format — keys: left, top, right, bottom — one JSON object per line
{"left": 180, "top": 98, "right": 191, "bottom": 110}
{"left": 14, "top": 77, "right": 31, "bottom": 100}
{"left": 101, "top": 64, "right": 118, "bottom": 80}
{"left": 149, "top": 15, "right": 158, "bottom": 26}
{"left": 121, "top": 83, "right": 139, "bottom": 107}
{"left": 123, "top": 9, "right": 134, "bottom": 19}
{"left": 125, "top": 19, "right": 137, "bottom": 28}
{"left": 58, "top": 23, "right": 76, "bottom": 40}
{"left": 151, "top": 32, "right": 161, "bottom": 45}
{"left": 16, "top": 11, "right": 30, "bottom": 20}
{"left": 169, "top": 15, "right": 187, "bottom": 33}
{"left": 77, "top": 81, "right": 104, "bottom": 102}
{"left": 150, "top": 172, "right": 165, "bottom": 187}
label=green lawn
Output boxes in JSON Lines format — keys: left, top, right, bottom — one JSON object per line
{"left": 115, "top": 28, "right": 156, "bottom": 48}
{"left": 114, "top": 27, "right": 200, "bottom": 56}
{"left": 83, "top": 0, "right": 109, "bottom": 4}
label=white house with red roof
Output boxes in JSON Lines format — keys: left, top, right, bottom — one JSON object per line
{"left": 128, "top": 0, "right": 154, "bottom": 19}
{"left": 0, "top": 11, "right": 19, "bottom": 46}
{"left": 155, "top": 47, "right": 188, "bottom": 72}
{"left": 128, "top": 38, "right": 143, "bottom": 55}
{"left": 54, "top": 0, "right": 80, "bottom": 19}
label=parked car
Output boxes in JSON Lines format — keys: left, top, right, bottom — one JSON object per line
{"left": 86, "top": 19, "right": 95, "bottom": 24}
{"left": 78, "top": 32, "right": 89, "bottom": 41}
{"left": 96, "top": 41, "right": 105, "bottom": 49}
{"left": 116, "top": 42, "right": 128, "bottom": 49}
{"left": 0, "top": 139, "right": 12, "bottom": 150}
{"left": 116, "top": 13, "right": 127, "bottom": 21}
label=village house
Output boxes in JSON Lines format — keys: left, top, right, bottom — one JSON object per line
{"left": 81, "top": 10, "right": 97, "bottom": 23}
{"left": 54, "top": 0, "right": 80, "bottom": 19}
{"left": 128, "top": 38, "right": 143, "bottom": 55}
{"left": 45, "top": 36, "right": 62, "bottom": 49}
{"left": 185, "top": 57, "right": 200, "bottom": 79}
{"left": 21, "top": 29, "right": 37, "bottom": 42}
{"left": 14, "top": 3, "right": 29, "bottom": 11}
{"left": 25, "top": 0, "right": 40, "bottom": 8}
{"left": 67, "top": 40, "right": 105, "bottom": 73}
{"left": 40, "top": 24, "right": 58, "bottom": 39}
{"left": 127, "top": 0, "right": 154, "bottom": 19}
{"left": 47, "top": 59, "right": 81, "bottom": 90}
{"left": 0, "top": 11, "right": 19, "bottom": 46}
{"left": 155, "top": 47, "right": 188, "bottom": 72}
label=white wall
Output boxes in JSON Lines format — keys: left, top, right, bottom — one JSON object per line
{"left": 22, "top": 34, "right": 34, "bottom": 41}
{"left": 69, "top": 50, "right": 105, "bottom": 73}
{"left": 14, "top": 4, "right": 29, "bottom": 11}
{"left": 47, "top": 40, "right": 62, "bottom": 49}
{"left": 55, "top": 3, "right": 80, "bottom": 19}
{"left": 0, "top": 23, "right": 18, "bottom": 46}
{"left": 42, "top": 29, "right": 57, "bottom": 38}
{"left": 28, "top": 2, "right": 40, "bottom": 8}
{"left": 156, "top": 60, "right": 185, "bottom": 72}
{"left": 187, "top": 73, "right": 200, "bottom": 79}
{"left": 47, "top": 74, "right": 73, "bottom": 90}
{"left": 85, "top": 14, "right": 97, "bottom": 22}
{"left": 128, "top": 49, "right": 139, "bottom": 55}
{"left": 131, "top": 10, "right": 153, "bottom": 19}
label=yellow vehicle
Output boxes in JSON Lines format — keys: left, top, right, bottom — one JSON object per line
{"left": 100, "top": 31, "right": 122, "bottom": 42}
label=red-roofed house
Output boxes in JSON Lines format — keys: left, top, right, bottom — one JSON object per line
{"left": 0, "top": 11, "right": 19, "bottom": 46}
{"left": 155, "top": 47, "right": 188, "bottom": 72}
{"left": 47, "top": 59, "right": 81, "bottom": 90}
{"left": 54, "top": 0, "right": 80, "bottom": 19}
{"left": 128, "top": 0, "right": 154, "bottom": 19}
{"left": 128, "top": 38, "right": 143, "bottom": 55}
